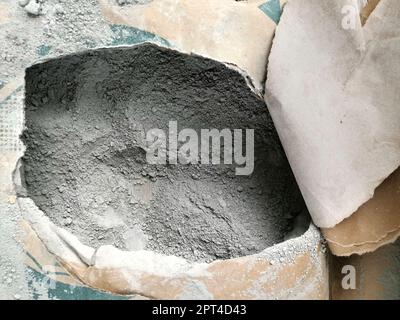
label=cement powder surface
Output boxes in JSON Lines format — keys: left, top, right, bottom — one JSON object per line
{"left": 21, "top": 44, "right": 306, "bottom": 262}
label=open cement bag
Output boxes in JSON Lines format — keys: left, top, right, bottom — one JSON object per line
{"left": 11, "top": 43, "right": 327, "bottom": 299}
{"left": 265, "top": 0, "right": 400, "bottom": 256}
{"left": 0, "top": 0, "right": 329, "bottom": 299}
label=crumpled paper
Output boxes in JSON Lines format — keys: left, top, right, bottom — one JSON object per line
{"left": 265, "top": 0, "right": 400, "bottom": 254}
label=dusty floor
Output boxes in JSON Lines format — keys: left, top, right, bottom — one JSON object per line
{"left": 21, "top": 44, "right": 306, "bottom": 262}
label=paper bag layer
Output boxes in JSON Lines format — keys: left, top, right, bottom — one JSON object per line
{"left": 323, "top": 167, "right": 400, "bottom": 256}
{"left": 265, "top": 0, "right": 400, "bottom": 240}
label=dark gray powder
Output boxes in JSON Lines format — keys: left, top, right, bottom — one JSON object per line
{"left": 21, "top": 43, "right": 306, "bottom": 262}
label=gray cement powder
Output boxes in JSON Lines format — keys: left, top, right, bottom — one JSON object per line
{"left": 21, "top": 44, "right": 306, "bottom": 262}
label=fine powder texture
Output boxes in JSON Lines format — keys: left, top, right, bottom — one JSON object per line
{"left": 21, "top": 44, "right": 306, "bottom": 262}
